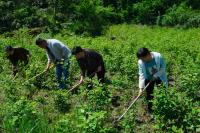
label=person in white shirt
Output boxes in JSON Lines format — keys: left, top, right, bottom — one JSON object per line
{"left": 137, "top": 47, "right": 168, "bottom": 114}
{"left": 35, "top": 38, "right": 71, "bottom": 89}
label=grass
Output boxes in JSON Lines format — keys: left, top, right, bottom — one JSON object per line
{"left": 0, "top": 24, "right": 199, "bottom": 132}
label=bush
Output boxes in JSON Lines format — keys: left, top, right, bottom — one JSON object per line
{"left": 161, "top": 3, "right": 200, "bottom": 28}
{"left": 86, "top": 84, "right": 112, "bottom": 111}
{"left": 55, "top": 108, "right": 116, "bottom": 133}
{"left": 153, "top": 87, "right": 199, "bottom": 132}
{"left": 54, "top": 91, "right": 71, "bottom": 113}
{"left": 2, "top": 99, "right": 51, "bottom": 133}
{"left": 1, "top": 0, "right": 200, "bottom": 35}
{"left": 70, "top": 0, "right": 114, "bottom": 36}
{"left": 179, "top": 67, "right": 200, "bottom": 102}
{"left": 132, "top": 0, "right": 181, "bottom": 24}
{"left": 185, "top": 0, "right": 200, "bottom": 10}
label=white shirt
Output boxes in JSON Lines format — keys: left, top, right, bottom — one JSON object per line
{"left": 46, "top": 39, "right": 71, "bottom": 64}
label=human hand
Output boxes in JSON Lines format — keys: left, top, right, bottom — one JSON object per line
{"left": 151, "top": 76, "right": 157, "bottom": 82}
{"left": 139, "top": 89, "right": 143, "bottom": 95}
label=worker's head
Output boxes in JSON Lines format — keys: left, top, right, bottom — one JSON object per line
{"left": 72, "top": 46, "right": 85, "bottom": 59}
{"left": 137, "top": 47, "right": 152, "bottom": 62}
{"left": 35, "top": 38, "right": 48, "bottom": 49}
{"left": 5, "top": 45, "right": 14, "bottom": 55}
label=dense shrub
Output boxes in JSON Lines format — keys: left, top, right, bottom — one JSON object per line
{"left": 86, "top": 84, "right": 112, "bottom": 111}
{"left": 69, "top": 0, "right": 114, "bottom": 36}
{"left": 185, "top": 0, "right": 200, "bottom": 10}
{"left": 54, "top": 91, "right": 71, "bottom": 113}
{"left": 161, "top": 3, "right": 200, "bottom": 28}
{"left": 1, "top": 0, "right": 200, "bottom": 35}
{"left": 179, "top": 66, "right": 200, "bottom": 102}
{"left": 132, "top": 0, "right": 182, "bottom": 24}
{"left": 55, "top": 108, "right": 116, "bottom": 133}
{"left": 153, "top": 87, "right": 199, "bottom": 132}
{"left": 2, "top": 99, "right": 51, "bottom": 133}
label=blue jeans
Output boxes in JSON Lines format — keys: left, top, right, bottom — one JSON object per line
{"left": 56, "top": 61, "right": 70, "bottom": 89}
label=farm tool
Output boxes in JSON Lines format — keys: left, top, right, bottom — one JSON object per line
{"left": 24, "top": 65, "right": 54, "bottom": 83}
{"left": 113, "top": 81, "right": 152, "bottom": 123}
{"left": 68, "top": 68, "right": 100, "bottom": 93}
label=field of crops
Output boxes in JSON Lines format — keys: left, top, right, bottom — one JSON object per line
{"left": 0, "top": 24, "right": 199, "bottom": 132}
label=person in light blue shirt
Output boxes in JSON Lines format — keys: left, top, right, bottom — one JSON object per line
{"left": 137, "top": 47, "right": 168, "bottom": 114}
{"left": 35, "top": 38, "right": 71, "bottom": 89}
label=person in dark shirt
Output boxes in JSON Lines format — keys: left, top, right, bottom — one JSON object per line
{"left": 5, "top": 45, "right": 30, "bottom": 76}
{"left": 71, "top": 46, "right": 105, "bottom": 88}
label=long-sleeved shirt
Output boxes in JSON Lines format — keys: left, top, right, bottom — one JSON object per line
{"left": 138, "top": 52, "right": 168, "bottom": 89}
{"left": 46, "top": 39, "right": 71, "bottom": 64}
{"left": 77, "top": 49, "right": 104, "bottom": 77}
{"left": 6, "top": 47, "right": 30, "bottom": 67}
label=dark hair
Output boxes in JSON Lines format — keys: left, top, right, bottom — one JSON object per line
{"left": 5, "top": 45, "right": 13, "bottom": 52}
{"left": 72, "top": 46, "right": 83, "bottom": 55}
{"left": 136, "top": 47, "right": 151, "bottom": 58}
{"left": 36, "top": 38, "right": 46, "bottom": 45}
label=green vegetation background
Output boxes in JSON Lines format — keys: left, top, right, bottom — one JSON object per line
{"left": 0, "top": 0, "right": 200, "bottom": 35}
{"left": 0, "top": 0, "right": 200, "bottom": 132}
{"left": 0, "top": 25, "right": 199, "bottom": 132}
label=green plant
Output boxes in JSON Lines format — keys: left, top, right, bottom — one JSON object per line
{"left": 86, "top": 84, "right": 112, "bottom": 111}
{"left": 2, "top": 99, "right": 51, "bottom": 133}
{"left": 70, "top": 0, "right": 113, "bottom": 36}
{"left": 55, "top": 108, "right": 116, "bottom": 133}
{"left": 153, "top": 87, "right": 199, "bottom": 132}
{"left": 161, "top": 3, "right": 200, "bottom": 28}
{"left": 1, "top": 24, "right": 200, "bottom": 132}
{"left": 54, "top": 91, "right": 71, "bottom": 113}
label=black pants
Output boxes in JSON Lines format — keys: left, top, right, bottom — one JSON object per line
{"left": 145, "top": 79, "right": 161, "bottom": 113}
{"left": 87, "top": 65, "right": 105, "bottom": 83}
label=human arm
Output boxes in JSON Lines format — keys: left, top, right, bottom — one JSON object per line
{"left": 138, "top": 61, "right": 146, "bottom": 94}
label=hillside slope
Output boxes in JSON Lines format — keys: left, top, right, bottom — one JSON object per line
{"left": 0, "top": 25, "right": 199, "bottom": 132}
